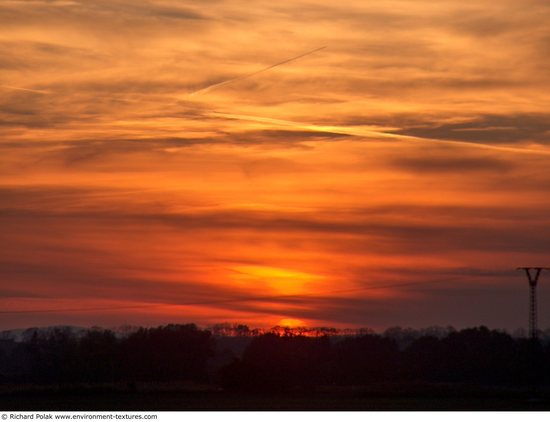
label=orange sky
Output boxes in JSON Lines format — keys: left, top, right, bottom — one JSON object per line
{"left": 1, "top": 0, "right": 550, "bottom": 331}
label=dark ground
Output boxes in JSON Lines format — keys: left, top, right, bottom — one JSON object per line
{"left": 2, "top": 385, "right": 550, "bottom": 411}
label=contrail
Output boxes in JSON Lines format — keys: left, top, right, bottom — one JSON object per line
{"left": 189, "top": 46, "right": 327, "bottom": 96}
{"left": 1, "top": 85, "right": 51, "bottom": 95}
{"left": 210, "top": 112, "right": 550, "bottom": 156}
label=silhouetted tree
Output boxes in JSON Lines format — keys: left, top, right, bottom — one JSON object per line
{"left": 1, "top": 323, "right": 548, "bottom": 390}
{"left": 26, "top": 328, "right": 80, "bottom": 384}
{"left": 121, "top": 324, "right": 213, "bottom": 383}
{"left": 75, "top": 329, "right": 119, "bottom": 383}
{"left": 404, "top": 326, "right": 519, "bottom": 385}
{"left": 402, "top": 335, "right": 443, "bottom": 382}
{"left": 440, "top": 327, "right": 517, "bottom": 384}
{"left": 221, "top": 333, "right": 332, "bottom": 392}
{"left": 0, "top": 339, "right": 31, "bottom": 382}
{"left": 516, "top": 337, "right": 545, "bottom": 386}
{"left": 333, "top": 334, "right": 399, "bottom": 384}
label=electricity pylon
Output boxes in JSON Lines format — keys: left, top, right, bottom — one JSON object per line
{"left": 518, "top": 267, "right": 549, "bottom": 339}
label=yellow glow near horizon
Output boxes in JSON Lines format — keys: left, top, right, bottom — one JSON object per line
{"left": 278, "top": 318, "right": 306, "bottom": 328}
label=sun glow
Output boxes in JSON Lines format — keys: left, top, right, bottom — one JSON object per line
{"left": 278, "top": 318, "right": 306, "bottom": 327}
{"left": 231, "top": 265, "right": 323, "bottom": 295}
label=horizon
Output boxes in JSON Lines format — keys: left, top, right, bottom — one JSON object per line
{"left": 1, "top": 0, "right": 550, "bottom": 331}
{"left": 0, "top": 320, "right": 546, "bottom": 337}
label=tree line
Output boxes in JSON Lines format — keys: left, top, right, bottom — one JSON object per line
{"left": 0, "top": 324, "right": 548, "bottom": 391}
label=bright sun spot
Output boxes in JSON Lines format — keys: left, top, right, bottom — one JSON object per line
{"left": 278, "top": 318, "right": 306, "bottom": 327}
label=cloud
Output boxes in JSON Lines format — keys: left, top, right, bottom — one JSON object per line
{"left": 2, "top": 0, "right": 550, "bottom": 329}
{"left": 391, "top": 154, "right": 514, "bottom": 173}
{"left": 0, "top": 0, "right": 208, "bottom": 25}
{"left": 392, "top": 114, "right": 550, "bottom": 145}
{"left": 2, "top": 184, "right": 550, "bottom": 257}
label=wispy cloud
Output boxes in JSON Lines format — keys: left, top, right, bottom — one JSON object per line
{"left": 0, "top": 85, "right": 51, "bottom": 95}
{"left": 2, "top": 0, "right": 550, "bottom": 329}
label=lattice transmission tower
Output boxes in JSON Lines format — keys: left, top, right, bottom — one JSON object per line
{"left": 518, "top": 267, "right": 549, "bottom": 339}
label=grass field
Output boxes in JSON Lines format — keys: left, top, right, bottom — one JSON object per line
{"left": 2, "top": 386, "right": 550, "bottom": 411}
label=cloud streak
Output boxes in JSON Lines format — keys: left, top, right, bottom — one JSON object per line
{"left": 0, "top": 85, "right": 51, "bottom": 95}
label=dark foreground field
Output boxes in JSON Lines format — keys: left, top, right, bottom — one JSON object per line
{"left": 3, "top": 326, "right": 550, "bottom": 410}
{"left": 2, "top": 385, "right": 550, "bottom": 411}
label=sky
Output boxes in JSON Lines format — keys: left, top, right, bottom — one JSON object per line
{"left": 1, "top": 0, "right": 550, "bottom": 331}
